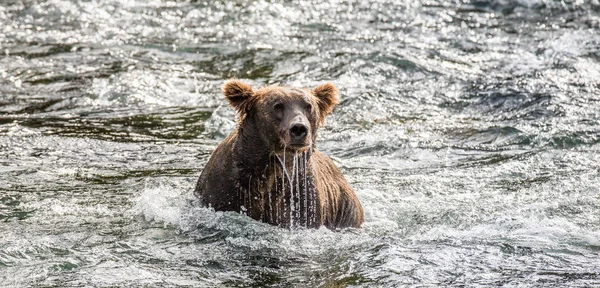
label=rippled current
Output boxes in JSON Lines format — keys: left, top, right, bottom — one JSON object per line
{"left": 1, "top": 0, "right": 599, "bottom": 287}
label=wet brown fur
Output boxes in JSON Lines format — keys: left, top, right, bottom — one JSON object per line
{"left": 194, "top": 80, "right": 364, "bottom": 229}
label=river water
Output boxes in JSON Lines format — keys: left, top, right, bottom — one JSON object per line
{"left": 1, "top": 0, "right": 599, "bottom": 287}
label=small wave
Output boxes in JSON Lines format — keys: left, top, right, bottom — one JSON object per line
{"left": 447, "top": 126, "right": 526, "bottom": 148}
{"left": 445, "top": 87, "right": 562, "bottom": 121}
{"left": 0, "top": 122, "right": 41, "bottom": 137}
{"left": 86, "top": 69, "right": 220, "bottom": 108}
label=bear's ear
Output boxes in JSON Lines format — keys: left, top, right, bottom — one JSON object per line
{"left": 313, "top": 83, "right": 339, "bottom": 122}
{"left": 222, "top": 79, "right": 255, "bottom": 113}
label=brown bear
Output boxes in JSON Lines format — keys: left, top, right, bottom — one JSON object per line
{"left": 194, "top": 80, "right": 364, "bottom": 229}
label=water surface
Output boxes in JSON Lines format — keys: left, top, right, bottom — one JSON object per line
{"left": 1, "top": 0, "right": 599, "bottom": 287}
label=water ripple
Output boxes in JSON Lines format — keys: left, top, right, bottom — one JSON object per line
{"left": 1, "top": 0, "right": 599, "bottom": 287}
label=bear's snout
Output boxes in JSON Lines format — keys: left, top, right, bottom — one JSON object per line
{"left": 290, "top": 123, "right": 308, "bottom": 140}
{"left": 283, "top": 112, "right": 311, "bottom": 149}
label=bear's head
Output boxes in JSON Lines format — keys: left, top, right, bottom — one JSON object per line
{"left": 222, "top": 79, "right": 339, "bottom": 154}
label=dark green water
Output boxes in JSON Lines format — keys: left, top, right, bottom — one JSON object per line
{"left": 1, "top": 0, "right": 599, "bottom": 287}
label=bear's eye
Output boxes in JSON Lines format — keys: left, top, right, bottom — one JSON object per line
{"left": 305, "top": 103, "right": 313, "bottom": 112}
{"left": 273, "top": 103, "right": 284, "bottom": 111}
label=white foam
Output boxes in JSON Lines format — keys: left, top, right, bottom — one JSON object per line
{"left": 133, "top": 180, "right": 191, "bottom": 226}
{"left": 203, "top": 105, "right": 237, "bottom": 139}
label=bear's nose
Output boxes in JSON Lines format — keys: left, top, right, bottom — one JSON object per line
{"left": 289, "top": 123, "right": 308, "bottom": 140}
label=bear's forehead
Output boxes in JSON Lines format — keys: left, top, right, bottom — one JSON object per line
{"left": 257, "top": 86, "right": 314, "bottom": 102}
